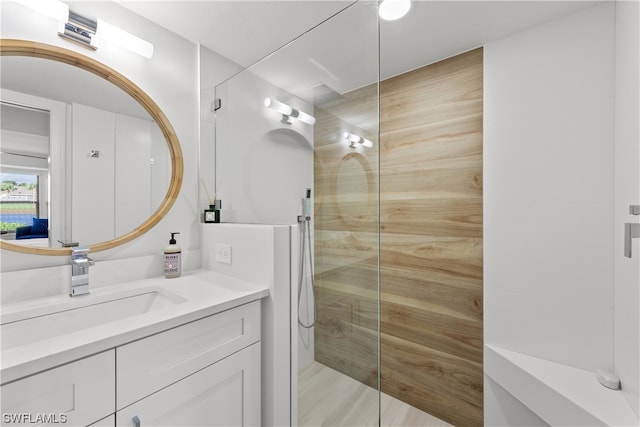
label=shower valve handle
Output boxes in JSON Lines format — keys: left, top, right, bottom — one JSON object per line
{"left": 624, "top": 222, "right": 640, "bottom": 258}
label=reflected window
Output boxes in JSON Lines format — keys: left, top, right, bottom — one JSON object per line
{"left": 0, "top": 172, "right": 39, "bottom": 232}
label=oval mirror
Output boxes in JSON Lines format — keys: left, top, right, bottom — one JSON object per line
{"left": 0, "top": 39, "right": 183, "bottom": 256}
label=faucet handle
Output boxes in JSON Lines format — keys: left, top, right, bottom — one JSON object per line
{"left": 71, "top": 246, "right": 90, "bottom": 255}
{"left": 71, "top": 246, "right": 91, "bottom": 261}
{"left": 73, "top": 258, "right": 94, "bottom": 267}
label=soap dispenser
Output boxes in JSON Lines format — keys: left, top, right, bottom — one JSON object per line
{"left": 164, "top": 232, "right": 181, "bottom": 278}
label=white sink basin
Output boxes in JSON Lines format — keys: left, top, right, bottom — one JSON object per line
{"left": 1, "top": 287, "right": 186, "bottom": 351}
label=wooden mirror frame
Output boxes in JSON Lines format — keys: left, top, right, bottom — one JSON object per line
{"left": 0, "top": 39, "right": 184, "bottom": 256}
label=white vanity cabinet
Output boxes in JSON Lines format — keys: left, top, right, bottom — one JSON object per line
{"left": 0, "top": 270, "right": 267, "bottom": 427}
{"left": 115, "top": 300, "right": 261, "bottom": 427}
{"left": 0, "top": 350, "right": 115, "bottom": 427}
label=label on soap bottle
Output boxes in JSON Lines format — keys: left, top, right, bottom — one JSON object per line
{"left": 164, "top": 252, "right": 181, "bottom": 277}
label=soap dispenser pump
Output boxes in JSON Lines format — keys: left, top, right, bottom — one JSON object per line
{"left": 164, "top": 232, "right": 181, "bottom": 278}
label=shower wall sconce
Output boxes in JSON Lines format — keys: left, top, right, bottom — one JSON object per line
{"left": 344, "top": 132, "right": 373, "bottom": 149}
{"left": 15, "top": 0, "right": 154, "bottom": 59}
{"left": 264, "top": 97, "right": 316, "bottom": 125}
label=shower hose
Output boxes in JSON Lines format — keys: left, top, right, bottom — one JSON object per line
{"left": 298, "top": 217, "right": 316, "bottom": 329}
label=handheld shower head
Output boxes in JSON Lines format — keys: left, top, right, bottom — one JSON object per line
{"left": 303, "top": 188, "right": 312, "bottom": 219}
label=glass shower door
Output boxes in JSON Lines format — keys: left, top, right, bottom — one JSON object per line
{"left": 296, "top": 3, "right": 380, "bottom": 426}
{"left": 213, "top": 2, "right": 380, "bottom": 425}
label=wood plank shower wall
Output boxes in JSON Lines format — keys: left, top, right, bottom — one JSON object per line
{"left": 379, "top": 48, "right": 483, "bottom": 426}
{"left": 315, "top": 48, "right": 483, "bottom": 427}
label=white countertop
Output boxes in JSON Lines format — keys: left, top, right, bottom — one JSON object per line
{"left": 1, "top": 269, "right": 269, "bottom": 384}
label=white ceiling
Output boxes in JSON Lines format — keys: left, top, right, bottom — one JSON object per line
{"left": 1, "top": 1, "right": 605, "bottom": 118}
{"left": 117, "top": 0, "right": 603, "bottom": 78}
{"left": 116, "top": 0, "right": 356, "bottom": 68}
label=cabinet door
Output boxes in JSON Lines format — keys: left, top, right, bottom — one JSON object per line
{"left": 116, "top": 343, "right": 260, "bottom": 427}
{"left": 1, "top": 350, "right": 115, "bottom": 426}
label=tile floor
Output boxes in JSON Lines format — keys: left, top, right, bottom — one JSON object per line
{"left": 298, "top": 362, "right": 453, "bottom": 427}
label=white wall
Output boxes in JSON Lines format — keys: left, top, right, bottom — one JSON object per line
{"left": 1, "top": 1, "right": 200, "bottom": 285}
{"left": 484, "top": 2, "right": 618, "bottom": 421}
{"left": 615, "top": 0, "right": 640, "bottom": 417}
{"left": 484, "top": 1, "right": 615, "bottom": 368}
{"left": 485, "top": 0, "right": 640, "bottom": 422}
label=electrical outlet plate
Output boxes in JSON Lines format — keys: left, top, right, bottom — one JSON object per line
{"left": 215, "top": 243, "right": 232, "bottom": 264}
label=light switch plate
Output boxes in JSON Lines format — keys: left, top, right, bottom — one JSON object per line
{"left": 215, "top": 243, "right": 232, "bottom": 264}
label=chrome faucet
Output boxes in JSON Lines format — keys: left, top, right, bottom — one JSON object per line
{"left": 70, "top": 246, "right": 94, "bottom": 297}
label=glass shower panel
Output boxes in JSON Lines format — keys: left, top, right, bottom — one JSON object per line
{"left": 214, "top": 1, "right": 379, "bottom": 425}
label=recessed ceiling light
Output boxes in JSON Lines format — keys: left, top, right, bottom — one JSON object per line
{"left": 379, "top": 0, "right": 411, "bottom": 21}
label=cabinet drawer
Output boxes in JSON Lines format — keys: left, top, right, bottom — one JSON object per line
{"left": 117, "top": 301, "right": 260, "bottom": 409}
{"left": 1, "top": 350, "right": 115, "bottom": 427}
{"left": 116, "top": 342, "right": 260, "bottom": 427}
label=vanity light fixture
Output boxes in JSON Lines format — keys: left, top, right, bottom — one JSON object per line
{"left": 12, "top": 0, "right": 68, "bottom": 22}
{"left": 59, "top": 9, "right": 98, "bottom": 50}
{"left": 94, "top": 19, "right": 154, "bottom": 59}
{"left": 379, "top": 0, "right": 411, "bottom": 21}
{"left": 264, "top": 97, "right": 316, "bottom": 125}
{"left": 344, "top": 132, "right": 374, "bottom": 149}
{"left": 14, "top": 0, "right": 154, "bottom": 59}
